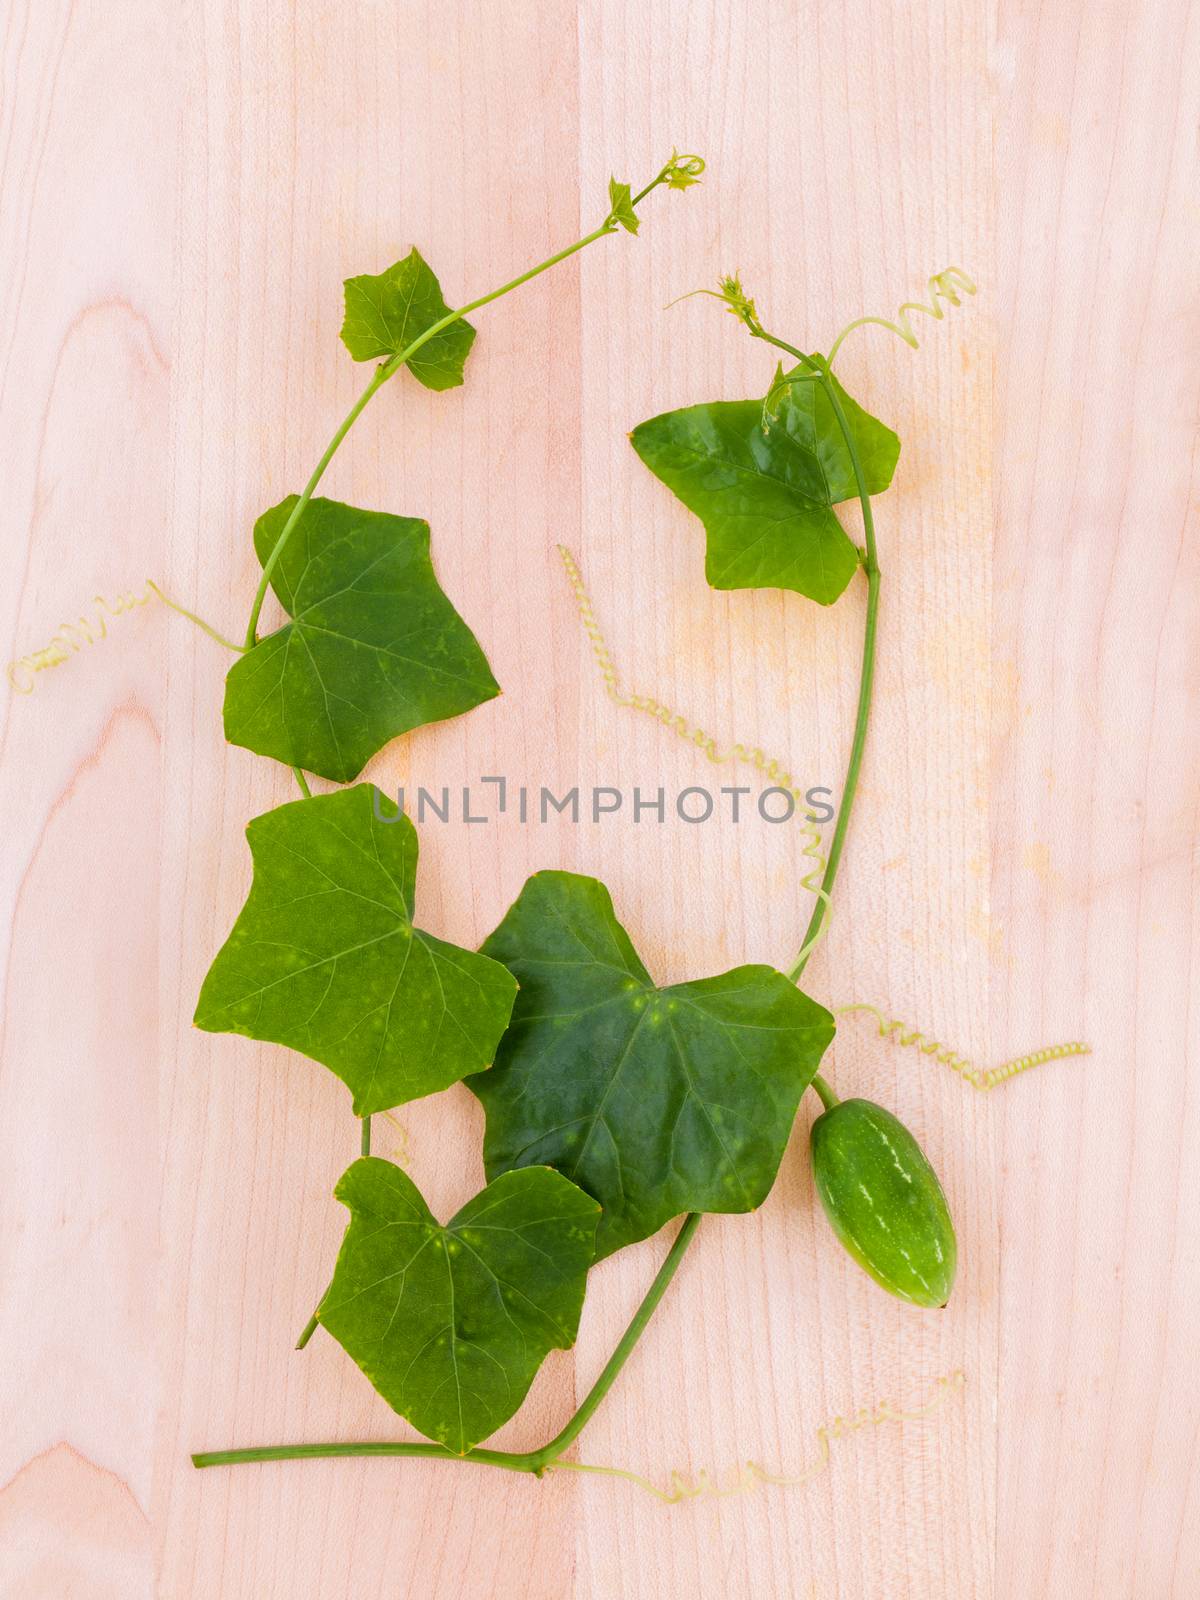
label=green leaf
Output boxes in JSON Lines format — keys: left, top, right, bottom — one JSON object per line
{"left": 629, "top": 363, "right": 899, "bottom": 604}
{"left": 470, "top": 871, "right": 835, "bottom": 1259}
{"left": 340, "top": 247, "right": 476, "bottom": 389}
{"left": 767, "top": 363, "right": 900, "bottom": 505}
{"left": 607, "top": 178, "right": 639, "bottom": 235}
{"left": 223, "top": 495, "right": 500, "bottom": 783}
{"left": 194, "top": 784, "right": 517, "bottom": 1115}
{"left": 319, "top": 1158, "right": 599, "bottom": 1453}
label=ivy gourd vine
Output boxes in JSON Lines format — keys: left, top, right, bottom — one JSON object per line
{"left": 192, "top": 167, "right": 976, "bottom": 1478}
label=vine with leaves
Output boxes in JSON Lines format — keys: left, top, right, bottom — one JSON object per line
{"left": 189, "top": 160, "right": 986, "bottom": 1478}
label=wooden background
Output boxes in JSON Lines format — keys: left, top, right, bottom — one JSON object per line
{"left": 1, "top": 1, "right": 1196, "bottom": 1595}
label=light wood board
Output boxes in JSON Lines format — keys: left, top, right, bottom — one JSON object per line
{"left": 0, "top": 2, "right": 1195, "bottom": 1595}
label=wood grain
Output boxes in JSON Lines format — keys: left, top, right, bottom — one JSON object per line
{"left": 0, "top": 1, "right": 1194, "bottom": 1596}
{"left": 993, "top": 0, "right": 1200, "bottom": 1594}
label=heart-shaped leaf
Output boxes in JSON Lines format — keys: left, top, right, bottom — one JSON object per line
{"left": 470, "top": 871, "right": 835, "bottom": 1258}
{"left": 319, "top": 1158, "right": 599, "bottom": 1454}
{"left": 223, "top": 495, "right": 500, "bottom": 782}
{"left": 340, "top": 247, "right": 476, "bottom": 389}
{"left": 630, "top": 363, "right": 898, "bottom": 603}
{"left": 194, "top": 785, "right": 517, "bottom": 1115}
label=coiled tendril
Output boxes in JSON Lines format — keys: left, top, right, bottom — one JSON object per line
{"left": 670, "top": 265, "right": 977, "bottom": 374}
{"left": 835, "top": 1005, "right": 1089, "bottom": 1092}
{"left": 6, "top": 578, "right": 245, "bottom": 693}
{"left": 825, "top": 267, "right": 977, "bottom": 369}
{"left": 559, "top": 545, "right": 1089, "bottom": 1092}
{"left": 550, "top": 1370, "right": 965, "bottom": 1504}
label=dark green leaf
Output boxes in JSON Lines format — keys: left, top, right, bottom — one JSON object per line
{"left": 629, "top": 363, "right": 898, "bottom": 604}
{"left": 319, "top": 1158, "right": 599, "bottom": 1453}
{"left": 194, "top": 784, "right": 517, "bottom": 1115}
{"left": 223, "top": 495, "right": 500, "bottom": 783}
{"left": 340, "top": 247, "right": 475, "bottom": 389}
{"left": 470, "top": 871, "right": 835, "bottom": 1258}
{"left": 607, "top": 178, "right": 639, "bottom": 234}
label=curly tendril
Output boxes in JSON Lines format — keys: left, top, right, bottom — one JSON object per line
{"left": 558, "top": 543, "right": 821, "bottom": 801}
{"left": 669, "top": 265, "right": 977, "bottom": 375}
{"left": 835, "top": 1006, "right": 1090, "bottom": 1092}
{"left": 824, "top": 267, "right": 977, "bottom": 368}
{"left": 558, "top": 546, "right": 1089, "bottom": 1091}
{"left": 5, "top": 579, "right": 248, "bottom": 694}
{"left": 793, "top": 817, "right": 834, "bottom": 969}
{"left": 549, "top": 1370, "right": 965, "bottom": 1504}
{"left": 4, "top": 584, "right": 156, "bottom": 692}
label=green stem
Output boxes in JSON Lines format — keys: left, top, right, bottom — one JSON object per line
{"left": 811, "top": 1073, "right": 840, "bottom": 1113}
{"left": 242, "top": 168, "right": 683, "bottom": 651}
{"left": 291, "top": 767, "right": 312, "bottom": 799}
{"left": 788, "top": 560, "right": 878, "bottom": 981}
{"left": 244, "top": 363, "right": 386, "bottom": 649}
{"left": 749, "top": 332, "right": 881, "bottom": 986}
{"left": 192, "top": 1439, "right": 534, "bottom": 1472}
{"left": 528, "top": 1211, "right": 701, "bottom": 1468}
{"left": 195, "top": 1212, "right": 700, "bottom": 1472}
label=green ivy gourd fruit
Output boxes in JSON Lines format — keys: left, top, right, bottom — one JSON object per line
{"left": 809, "top": 1095, "right": 957, "bottom": 1308}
